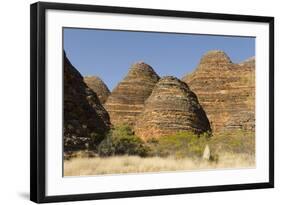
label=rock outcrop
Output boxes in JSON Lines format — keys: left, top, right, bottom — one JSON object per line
{"left": 182, "top": 50, "right": 255, "bottom": 133}
{"left": 84, "top": 76, "right": 110, "bottom": 104}
{"left": 135, "top": 76, "right": 211, "bottom": 140}
{"left": 104, "top": 62, "right": 160, "bottom": 126}
{"left": 64, "top": 53, "right": 110, "bottom": 151}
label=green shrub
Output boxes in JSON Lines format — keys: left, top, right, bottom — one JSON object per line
{"left": 145, "top": 129, "right": 254, "bottom": 158}
{"left": 112, "top": 124, "right": 135, "bottom": 136}
{"left": 88, "top": 132, "right": 105, "bottom": 150}
{"left": 147, "top": 131, "right": 210, "bottom": 158}
{"left": 97, "top": 135, "right": 115, "bottom": 156}
{"left": 98, "top": 124, "right": 149, "bottom": 157}
{"left": 209, "top": 130, "right": 255, "bottom": 154}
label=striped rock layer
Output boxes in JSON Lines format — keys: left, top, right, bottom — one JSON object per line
{"left": 135, "top": 76, "right": 211, "bottom": 140}
{"left": 182, "top": 50, "right": 255, "bottom": 133}
{"left": 105, "top": 62, "right": 160, "bottom": 126}
{"left": 84, "top": 76, "right": 110, "bottom": 104}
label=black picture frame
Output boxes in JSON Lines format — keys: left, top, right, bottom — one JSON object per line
{"left": 30, "top": 2, "right": 274, "bottom": 203}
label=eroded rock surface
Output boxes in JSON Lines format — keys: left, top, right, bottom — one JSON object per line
{"left": 135, "top": 76, "right": 211, "bottom": 140}
{"left": 104, "top": 62, "right": 160, "bottom": 126}
{"left": 84, "top": 76, "right": 110, "bottom": 104}
{"left": 182, "top": 50, "right": 255, "bottom": 133}
{"left": 64, "top": 53, "right": 110, "bottom": 151}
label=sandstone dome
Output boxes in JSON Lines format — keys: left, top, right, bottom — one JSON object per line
{"left": 238, "top": 56, "right": 255, "bottom": 71}
{"left": 182, "top": 50, "right": 255, "bottom": 132}
{"left": 84, "top": 76, "right": 110, "bottom": 104}
{"left": 135, "top": 76, "right": 211, "bottom": 140}
{"left": 104, "top": 62, "right": 160, "bottom": 126}
{"left": 198, "top": 50, "right": 232, "bottom": 68}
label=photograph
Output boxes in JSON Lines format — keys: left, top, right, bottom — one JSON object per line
{"left": 29, "top": 2, "right": 274, "bottom": 202}
{"left": 63, "top": 28, "right": 256, "bottom": 176}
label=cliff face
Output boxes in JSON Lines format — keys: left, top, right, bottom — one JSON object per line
{"left": 182, "top": 50, "right": 255, "bottom": 133}
{"left": 104, "top": 62, "right": 160, "bottom": 126}
{"left": 84, "top": 76, "right": 111, "bottom": 104}
{"left": 64, "top": 53, "right": 110, "bottom": 151}
{"left": 135, "top": 76, "right": 211, "bottom": 140}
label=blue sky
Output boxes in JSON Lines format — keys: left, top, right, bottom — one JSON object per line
{"left": 64, "top": 28, "right": 255, "bottom": 90}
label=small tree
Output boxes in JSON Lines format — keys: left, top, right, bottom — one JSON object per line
{"left": 98, "top": 124, "right": 149, "bottom": 157}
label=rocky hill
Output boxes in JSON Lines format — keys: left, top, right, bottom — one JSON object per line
{"left": 64, "top": 53, "right": 111, "bottom": 151}
{"left": 135, "top": 76, "right": 211, "bottom": 140}
{"left": 84, "top": 76, "right": 110, "bottom": 104}
{"left": 182, "top": 50, "right": 255, "bottom": 133}
{"left": 105, "top": 62, "right": 160, "bottom": 126}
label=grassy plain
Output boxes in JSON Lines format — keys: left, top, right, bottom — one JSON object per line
{"left": 64, "top": 126, "right": 255, "bottom": 176}
{"left": 64, "top": 153, "right": 255, "bottom": 176}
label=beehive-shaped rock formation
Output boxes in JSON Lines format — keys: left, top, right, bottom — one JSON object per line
{"left": 238, "top": 56, "right": 255, "bottom": 71}
{"left": 64, "top": 53, "right": 111, "bottom": 151}
{"left": 135, "top": 76, "right": 211, "bottom": 140}
{"left": 104, "top": 62, "right": 160, "bottom": 126}
{"left": 182, "top": 50, "right": 255, "bottom": 133}
{"left": 84, "top": 76, "right": 110, "bottom": 104}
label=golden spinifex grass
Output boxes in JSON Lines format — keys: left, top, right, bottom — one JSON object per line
{"left": 64, "top": 153, "right": 255, "bottom": 176}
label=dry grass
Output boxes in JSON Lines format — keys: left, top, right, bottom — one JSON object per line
{"left": 64, "top": 153, "right": 255, "bottom": 176}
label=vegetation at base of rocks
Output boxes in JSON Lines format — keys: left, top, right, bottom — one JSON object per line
{"left": 64, "top": 150, "right": 97, "bottom": 160}
{"left": 64, "top": 127, "right": 255, "bottom": 175}
{"left": 65, "top": 123, "right": 255, "bottom": 165}
{"left": 209, "top": 129, "right": 255, "bottom": 155}
{"left": 96, "top": 125, "right": 213, "bottom": 159}
{"left": 88, "top": 132, "right": 106, "bottom": 150}
{"left": 98, "top": 124, "right": 149, "bottom": 157}
{"left": 146, "top": 131, "right": 211, "bottom": 158}
{"left": 95, "top": 125, "right": 215, "bottom": 159}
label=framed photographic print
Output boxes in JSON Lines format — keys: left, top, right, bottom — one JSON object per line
{"left": 30, "top": 1, "right": 274, "bottom": 203}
